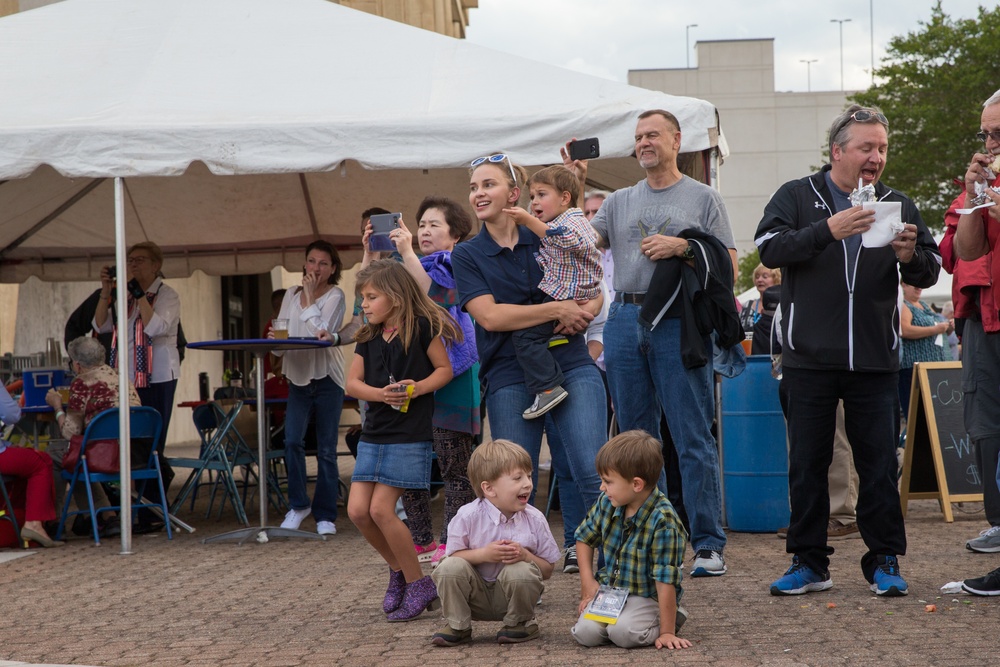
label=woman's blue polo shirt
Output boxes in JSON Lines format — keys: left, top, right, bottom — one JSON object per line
{"left": 452, "top": 224, "right": 593, "bottom": 393}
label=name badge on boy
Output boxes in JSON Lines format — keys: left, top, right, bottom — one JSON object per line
{"left": 583, "top": 584, "right": 630, "bottom": 624}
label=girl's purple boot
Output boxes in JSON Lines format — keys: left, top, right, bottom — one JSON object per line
{"left": 383, "top": 568, "right": 406, "bottom": 614}
{"left": 386, "top": 575, "right": 440, "bottom": 622}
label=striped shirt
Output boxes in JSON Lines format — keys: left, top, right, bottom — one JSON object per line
{"left": 575, "top": 489, "right": 686, "bottom": 600}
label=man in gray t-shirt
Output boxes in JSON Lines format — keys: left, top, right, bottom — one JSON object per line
{"left": 586, "top": 109, "right": 736, "bottom": 578}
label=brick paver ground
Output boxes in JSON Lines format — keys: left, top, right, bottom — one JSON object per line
{"left": 2, "top": 437, "right": 996, "bottom": 666}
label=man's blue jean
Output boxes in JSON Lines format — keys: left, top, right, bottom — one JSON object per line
{"left": 284, "top": 376, "right": 343, "bottom": 523}
{"left": 486, "top": 364, "right": 606, "bottom": 514}
{"left": 604, "top": 303, "right": 726, "bottom": 552}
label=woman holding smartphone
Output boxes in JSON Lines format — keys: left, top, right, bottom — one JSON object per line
{"left": 271, "top": 239, "right": 347, "bottom": 536}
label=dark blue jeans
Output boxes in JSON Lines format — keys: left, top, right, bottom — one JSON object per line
{"left": 284, "top": 377, "right": 343, "bottom": 523}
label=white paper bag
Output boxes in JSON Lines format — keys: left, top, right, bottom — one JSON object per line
{"left": 861, "top": 202, "right": 904, "bottom": 248}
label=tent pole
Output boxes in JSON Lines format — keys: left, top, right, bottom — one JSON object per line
{"left": 115, "top": 177, "right": 133, "bottom": 555}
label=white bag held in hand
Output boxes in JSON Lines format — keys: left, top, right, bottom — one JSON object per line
{"left": 861, "top": 201, "right": 904, "bottom": 248}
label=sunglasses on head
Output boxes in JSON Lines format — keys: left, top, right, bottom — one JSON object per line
{"left": 471, "top": 154, "right": 517, "bottom": 187}
{"left": 976, "top": 130, "right": 1000, "bottom": 144}
{"left": 850, "top": 109, "right": 888, "bottom": 126}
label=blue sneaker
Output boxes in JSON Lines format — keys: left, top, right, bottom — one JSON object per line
{"left": 770, "top": 556, "right": 832, "bottom": 596}
{"left": 870, "top": 555, "right": 908, "bottom": 596}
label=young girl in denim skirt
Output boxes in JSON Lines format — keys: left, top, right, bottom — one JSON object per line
{"left": 346, "top": 259, "right": 461, "bottom": 621}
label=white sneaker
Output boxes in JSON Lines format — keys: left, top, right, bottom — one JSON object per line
{"left": 316, "top": 520, "right": 337, "bottom": 536}
{"left": 280, "top": 507, "right": 311, "bottom": 529}
{"left": 690, "top": 548, "right": 727, "bottom": 577}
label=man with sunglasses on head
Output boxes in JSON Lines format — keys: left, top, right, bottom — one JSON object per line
{"left": 945, "top": 90, "right": 1000, "bottom": 591}
{"left": 756, "top": 105, "right": 940, "bottom": 598}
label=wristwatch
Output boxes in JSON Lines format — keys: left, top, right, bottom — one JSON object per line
{"left": 681, "top": 243, "right": 695, "bottom": 260}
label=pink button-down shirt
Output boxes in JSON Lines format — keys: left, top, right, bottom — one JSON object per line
{"left": 445, "top": 498, "right": 561, "bottom": 582}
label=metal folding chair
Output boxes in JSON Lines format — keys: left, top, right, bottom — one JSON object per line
{"left": 169, "top": 401, "right": 250, "bottom": 525}
{"left": 54, "top": 406, "right": 173, "bottom": 545}
{"left": 0, "top": 472, "right": 22, "bottom": 547}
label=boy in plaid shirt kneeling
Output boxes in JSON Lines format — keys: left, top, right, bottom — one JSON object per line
{"left": 572, "top": 430, "right": 691, "bottom": 650}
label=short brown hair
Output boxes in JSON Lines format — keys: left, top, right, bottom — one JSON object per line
{"left": 638, "top": 108, "right": 681, "bottom": 133}
{"left": 416, "top": 196, "right": 473, "bottom": 242}
{"left": 595, "top": 430, "right": 664, "bottom": 489}
{"left": 467, "top": 439, "right": 532, "bottom": 499}
{"left": 527, "top": 165, "right": 580, "bottom": 206}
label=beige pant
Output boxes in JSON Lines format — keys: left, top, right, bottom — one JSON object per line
{"left": 431, "top": 557, "right": 543, "bottom": 630}
{"left": 572, "top": 594, "right": 663, "bottom": 648}
{"left": 830, "top": 401, "right": 859, "bottom": 523}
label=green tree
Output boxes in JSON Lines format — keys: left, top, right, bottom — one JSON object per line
{"left": 851, "top": 3, "right": 1000, "bottom": 231}
{"left": 735, "top": 248, "right": 760, "bottom": 294}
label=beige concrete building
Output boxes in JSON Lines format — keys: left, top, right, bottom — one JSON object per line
{"left": 629, "top": 38, "right": 853, "bottom": 255}
{"left": 1, "top": 0, "right": 476, "bottom": 446}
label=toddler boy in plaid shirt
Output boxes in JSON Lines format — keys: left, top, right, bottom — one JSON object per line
{"left": 572, "top": 430, "right": 691, "bottom": 650}
{"left": 502, "top": 165, "right": 603, "bottom": 421}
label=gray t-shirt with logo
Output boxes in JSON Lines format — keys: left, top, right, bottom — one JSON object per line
{"left": 590, "top": 176, "right": 735, "bottom": 294}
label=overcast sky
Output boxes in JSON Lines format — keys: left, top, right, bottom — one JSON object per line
{"left": 465, "top": 0, "right": 987, "bottom": 93}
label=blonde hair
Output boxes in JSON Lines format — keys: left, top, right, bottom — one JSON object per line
{"left": 753, "top": 263, "right": 781, "bottom": 286}
{"left": 467, "top": 439, "right": 532, "bottom": 499}
{"left": 354, "top": 259, "right": 461, "bottom": 352}
{"left": 595, "top": 430, "right": 664, "bottom": 489}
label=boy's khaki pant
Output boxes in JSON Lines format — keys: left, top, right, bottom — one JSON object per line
{"left": 572, "top": 595, "right": 661, "bottom": 648}
{"left": 431, "top": 557, "right": 543, "bottom": 630}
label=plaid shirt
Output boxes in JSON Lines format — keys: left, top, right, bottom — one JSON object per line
{"left": 536, "top": 207, "right": 603, "bottom": 301}
{"left": 575, "top": 489, "right": 686, "bottom": 600}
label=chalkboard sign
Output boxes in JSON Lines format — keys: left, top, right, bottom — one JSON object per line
{"left": 900, "top": 361, "right": 983, "bottom": 522}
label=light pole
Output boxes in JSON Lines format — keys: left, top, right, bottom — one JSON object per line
{"left": 800, "top": 59, "right": 818, "bottom": 92}
{"left": 686, "top": 24, "right": 698, "bottom": 69}
{"left": 870, "top": 0, "right": 875, "bottom": 83}
{"left": 831, "top": 18, "right": 851, "bottom": 91}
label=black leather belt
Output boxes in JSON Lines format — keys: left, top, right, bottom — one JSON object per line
{"left": 616, "top": 292, "right": 645, "bottom": 305}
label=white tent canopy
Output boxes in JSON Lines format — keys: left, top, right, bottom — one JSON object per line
{"left": 0, "top": 0, "right": 726, "bottom": 282}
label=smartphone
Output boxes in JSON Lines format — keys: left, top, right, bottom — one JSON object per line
{"left": 568, "top": 137, "right": 600, "bottom": 161}
{"left": 368, "top": 212, "right": 402, "bottom": 253}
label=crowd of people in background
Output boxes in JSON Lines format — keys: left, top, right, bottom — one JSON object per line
{"left": 5, "top": 91, "right": 1000, "bottom": 648}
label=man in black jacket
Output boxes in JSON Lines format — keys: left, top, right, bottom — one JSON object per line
{"left": 756, "top": 105, "right": 940, "bottom": 598}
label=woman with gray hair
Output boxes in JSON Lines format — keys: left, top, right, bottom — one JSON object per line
{"left": 45, "top": 335, "right": 141, "bottom": 536}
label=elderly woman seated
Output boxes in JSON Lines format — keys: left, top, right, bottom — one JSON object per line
{"left": 1, "top": 384, "right": 62, "bottom": 547}
{"left": 45, "top": 336, "right": 141, "bottom": 537}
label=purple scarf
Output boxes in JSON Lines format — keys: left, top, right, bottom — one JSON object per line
{"left": 420, "top": 251, "right": 478, "bottom": 377}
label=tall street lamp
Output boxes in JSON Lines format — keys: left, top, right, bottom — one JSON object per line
{"left": 831, "top": 18, "right": 851, "bottom": 91}
{"left": 800, "top": 59, "right": 818, "bottom": 92}
{"left": 686, "top": 24, "right": 698, "bottom": 69}
{"left": 870, "top": 0, "right": 875, "bottom": 83}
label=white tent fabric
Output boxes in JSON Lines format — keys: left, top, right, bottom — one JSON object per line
{"left": 0, "top": 0, "right": 725, "bottom": 282}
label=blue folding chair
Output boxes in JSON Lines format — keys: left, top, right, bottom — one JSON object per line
{"left": 55, "top": 406, "right": 173, "bottom": 545}
{"left": 169, "top": 401, "right": 250, "bottom": 525}
{"left": 0, "top": 472, "right": 21, "bottom": 547}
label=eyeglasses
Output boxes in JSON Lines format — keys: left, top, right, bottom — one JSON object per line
{"left": 126, "top": 256, "right": 150, "bottom": 265}
{"left": 850, "top": 109, "right": 888, "bottom": 126}
{"left": 977, "top": 130, "right": 1000, "bottom": 144}
{"left": 471, "top": 154, "right": 518, "bottom": 187}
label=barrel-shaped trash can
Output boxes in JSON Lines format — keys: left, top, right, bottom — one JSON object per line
{"left": 720, "top": 355, "right": 789, "bottom": 532}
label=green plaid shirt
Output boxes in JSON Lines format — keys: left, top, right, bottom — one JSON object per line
{"left": 575, "top": 489, "right": 687, "bottom": 601}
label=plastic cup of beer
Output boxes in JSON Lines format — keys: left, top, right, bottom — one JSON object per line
{"left": 58, "top": 386, "right": 71, "bottom": 403}
{"left": 272, "top": 319, "right": 289, "bottom": 339}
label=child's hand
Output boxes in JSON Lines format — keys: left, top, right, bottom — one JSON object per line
{"left": 578, "top": 578, "right": 599, "bottom": 616}
{"left": 380, "top": 382, "right": 410, "bottom": 407}
{"left": 654, "top": 633, "right": 692, "bottom": 650}
{"left": 482, "top": 540, "right": 511, "bottom": 563}
{"left": 498, "top": 540, "right": 528, "bottom": 564}
{"left": 502, "top": 207, "right": 534, "bottom": 227}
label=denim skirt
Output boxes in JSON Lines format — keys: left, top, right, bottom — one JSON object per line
{"left": 352, "top": 440, "right": 432, "bottom": 489}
